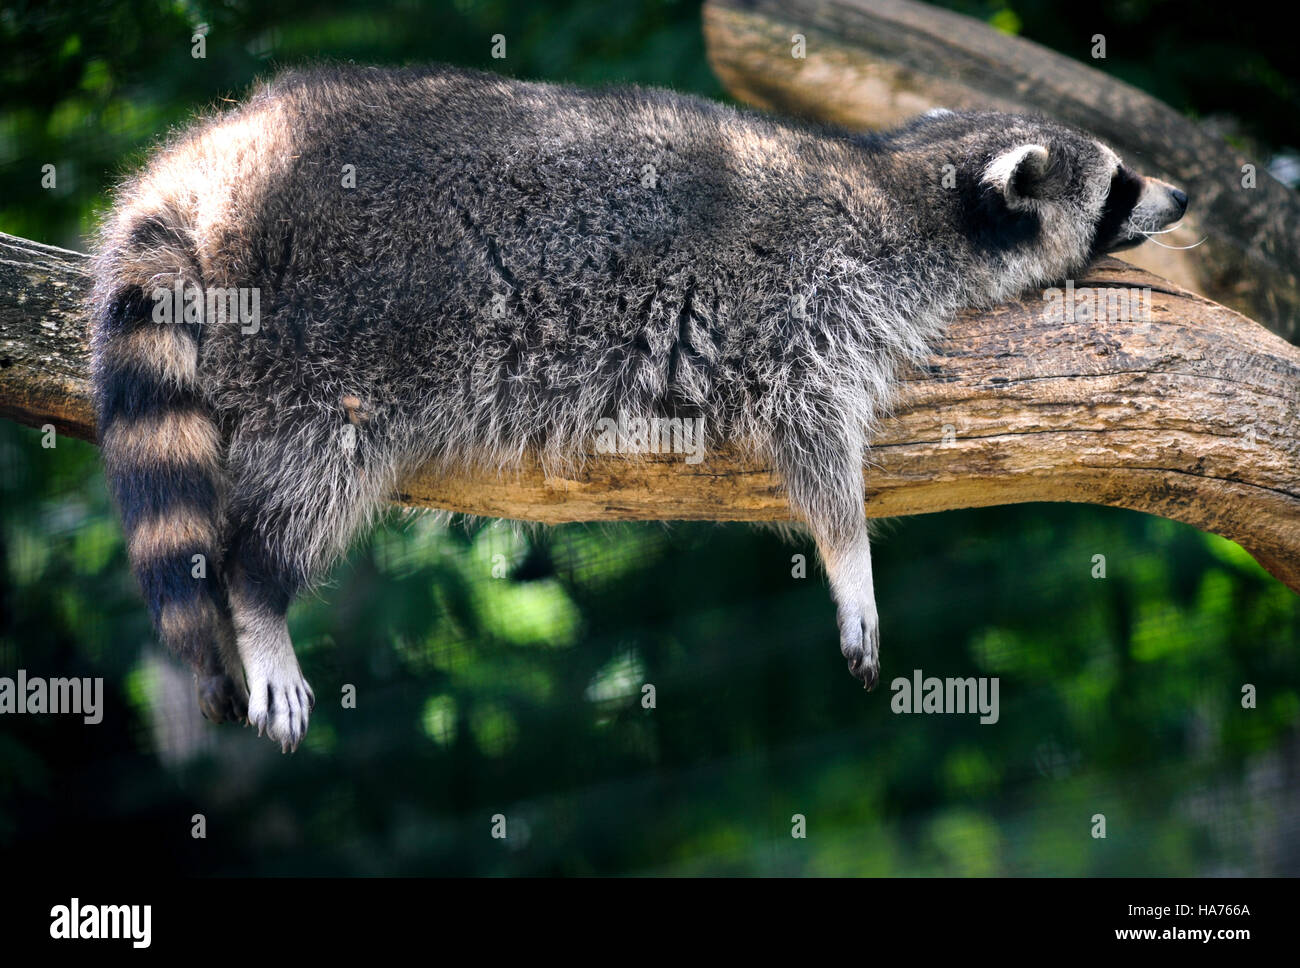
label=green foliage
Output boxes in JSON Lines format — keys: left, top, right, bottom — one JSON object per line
{"left": 938, "top": 0, "right": 1299, "bottom": 154}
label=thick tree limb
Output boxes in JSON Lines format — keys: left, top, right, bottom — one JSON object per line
{"left": 702, "top": 0, "right": 1300, "bottom": 345}
{"left": 2, "top": 231, "right": 1298, "bottom": 591}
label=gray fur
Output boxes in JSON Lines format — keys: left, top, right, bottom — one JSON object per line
{"left": 90, "top": 64, "right": 1186, "bottom": 749}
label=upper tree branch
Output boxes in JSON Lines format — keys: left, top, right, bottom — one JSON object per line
{"left": 702, "top": 0, "right": 1300, "bottom": 345}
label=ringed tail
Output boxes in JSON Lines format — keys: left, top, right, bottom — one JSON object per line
{"left": 89, "top": 216, "right": 232, "bottom": 677}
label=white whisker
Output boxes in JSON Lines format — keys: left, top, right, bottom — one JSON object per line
{"left": 1138, "top": 231, "right": 1206, "bottom": 250}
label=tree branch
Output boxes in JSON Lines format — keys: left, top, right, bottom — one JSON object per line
{"left": 2, "top": 231, "right": 1297, "bottom": 592}
{"left": 702, "top": 0, "right": 1300, "bottom": 346}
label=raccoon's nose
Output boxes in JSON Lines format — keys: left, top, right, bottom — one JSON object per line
{"left": 1169, "top": 187, "right": 1188, "bottom": 215}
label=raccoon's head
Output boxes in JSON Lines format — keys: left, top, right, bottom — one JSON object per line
{"left": 893, "top": 110, "right": 1189, "bottom": 290}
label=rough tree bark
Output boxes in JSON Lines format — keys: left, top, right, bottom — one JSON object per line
{"left": 702, "top": 0, "right": 1300, "bottom": 345}
{"left": 2, "top": 232, "right": 1297, "bottom": 592}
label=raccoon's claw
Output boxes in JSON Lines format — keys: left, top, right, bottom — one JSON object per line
{"left": 196, "top": 672, "right": 249, "bottom": 725}
{"left": 840, "top": 612, "right": 880, "bottom": 691}
{"left": 246, "top": 668, "right": 314, "bottom": 752}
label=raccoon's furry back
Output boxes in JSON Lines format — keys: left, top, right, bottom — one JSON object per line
{"left": 91, "top": 63, "right": 966, "bottom": 654}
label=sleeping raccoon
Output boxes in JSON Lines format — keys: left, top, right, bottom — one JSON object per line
{"left": 90, "top": 65, "right": 1188, "bottom": 751}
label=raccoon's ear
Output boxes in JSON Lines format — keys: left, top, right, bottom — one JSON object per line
{"left": 981, "top": 144, "right": 1051, "bottom": 208}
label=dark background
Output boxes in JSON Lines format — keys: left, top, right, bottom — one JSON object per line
{"left": 0, "top": 0, "right": 1297, "bottom": 875}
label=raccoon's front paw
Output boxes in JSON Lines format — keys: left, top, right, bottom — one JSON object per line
{"left": 839, "top": 608, "right": 880, "bottom": 691}
{"left": 196, "top": 672, "right": 248, "bottom": 725}
{"left": 245, "top": 662, "right": 315, "bottom": 753}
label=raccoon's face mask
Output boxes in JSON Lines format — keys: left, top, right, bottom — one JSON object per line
{"left": 1090, "top": 165, "right": 1189, "bottom": 254}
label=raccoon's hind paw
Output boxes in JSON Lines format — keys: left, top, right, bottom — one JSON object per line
{"left": 839, "top": 610, "right": 880, "bottom": 691}
{"left": 246, "top": 663, "right": 316, "bottom": 753}
{"left": 197, "top": 672, "right": 249, "bottom": 725}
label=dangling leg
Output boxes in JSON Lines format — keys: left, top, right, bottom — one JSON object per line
{"left": 816, "top": 518, "right": 879, "bottom": 687}
{"left": 225, "top": 527, "right": 315, "bottom": 752}
{"left": 769, "top": 420, "right": 880, "bottom": 688}
{"left": 218, "top": 400, "right": 391, "bottom": 750}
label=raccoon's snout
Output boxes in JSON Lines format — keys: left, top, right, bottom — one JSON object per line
{"left": 1099, "top": 174, "right": 1189, "bottom": 253}
{"left": 1135, "top": 178, "right": 1189, "bottom": 230}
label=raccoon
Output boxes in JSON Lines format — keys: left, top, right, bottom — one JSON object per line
{"left": 89, "top": 65, "right": 1188, "bottom": 751}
